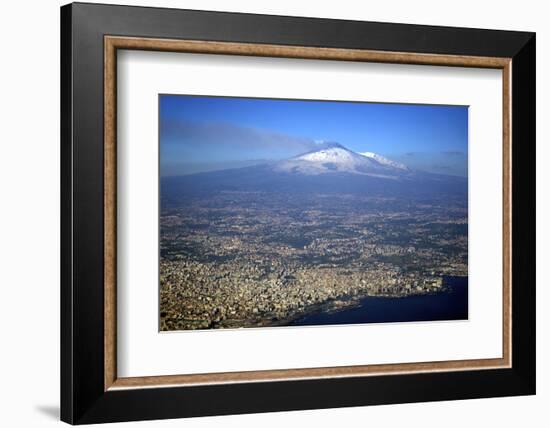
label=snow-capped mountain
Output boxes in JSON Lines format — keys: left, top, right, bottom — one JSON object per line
{"left": 162, "top": 141, "right": 467, "bottom": 200}
{"left": 359, "top": 152, "right": 409, "bottom": 171}
{"left": 274, "top": 142, "right": 408, "bottom": 178}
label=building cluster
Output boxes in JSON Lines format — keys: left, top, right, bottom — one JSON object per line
{"left": 160, "top": 259, "right": 444, "bottom": 331}
{"left": 160, "top": 192, "right": 468, "bottom": 331}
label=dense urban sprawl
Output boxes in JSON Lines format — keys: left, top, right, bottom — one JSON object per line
{"left": 160, "top": 192, "right": 467, "bottom": 331}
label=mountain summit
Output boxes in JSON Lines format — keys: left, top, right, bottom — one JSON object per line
{"left": 359, "top": 152, "right": 409, "bottom": 171}
{"left": 162, "top": 142, "right": 467, "bottom": 200}
{"left": 274, "top": 143, "right": 408, "bottom": 178}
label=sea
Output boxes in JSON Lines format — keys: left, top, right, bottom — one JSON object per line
{"left": 288, "top": 276, "right": 468, "bottom": 327}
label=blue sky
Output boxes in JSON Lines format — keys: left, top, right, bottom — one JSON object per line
{"left": 160, "top": 94, "right": 468, "bottom": 176}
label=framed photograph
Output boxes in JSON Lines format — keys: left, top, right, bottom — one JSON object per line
{"left": 61, "top": 2, "right": 535, "bottom": 424}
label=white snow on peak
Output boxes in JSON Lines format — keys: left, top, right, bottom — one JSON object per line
{"left": 273, "top": 145, "right": 405, "bottom": 178}
{"left": 298, "top": 147, "right": 357, "bottom": 164}
{"left": 359, "top": 152, "right": 409, "bottom": 171}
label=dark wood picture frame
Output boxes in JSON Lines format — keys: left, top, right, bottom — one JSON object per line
{"left": 61, "top": 2, "right": 536, "bottom": 424}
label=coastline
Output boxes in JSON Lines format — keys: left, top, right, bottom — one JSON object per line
{"left": 215, "top": 275, "right": 466, "bottom": 329}
{"left": 280, "top": 275, "right": 467, "bottom": 327}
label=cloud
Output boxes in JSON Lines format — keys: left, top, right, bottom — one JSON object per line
{"left": 388, "top": 152, "right": 467, "bottom": 177}
{"left": 431, "top": 164, "right": 452, "bottom": 171}
{"left": 161, "top": 159, "right": 271, "bottom": 176}
{"left": 161, "top": 119, "right": 317, "bottom": 153}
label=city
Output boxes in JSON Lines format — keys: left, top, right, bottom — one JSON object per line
{"left": 160, "top": 191, "right": 467, "bottom": 330}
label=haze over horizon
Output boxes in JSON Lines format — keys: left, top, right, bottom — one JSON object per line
{"left": 160, "top": 95, "right": 468, "bottom": 177}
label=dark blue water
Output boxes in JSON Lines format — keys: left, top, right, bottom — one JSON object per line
{"left": 288, "top": 276, "right": 468, "bottom": 326}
